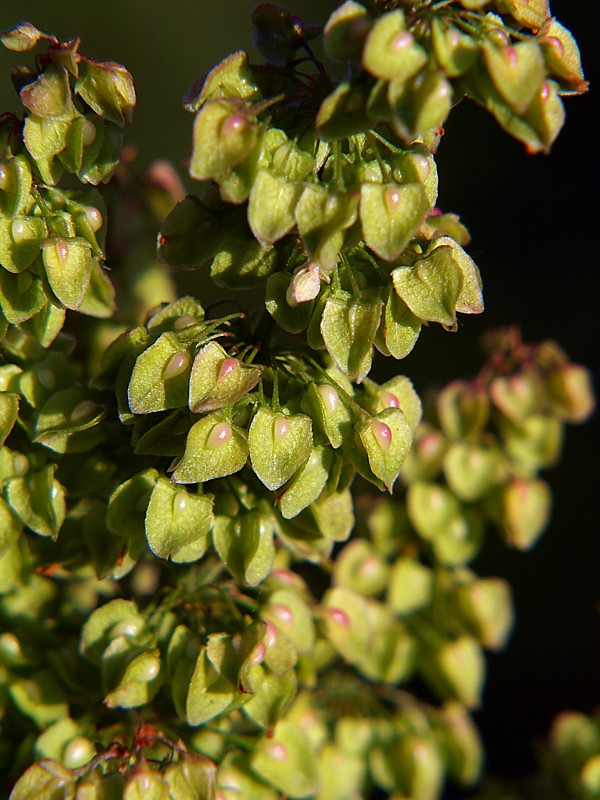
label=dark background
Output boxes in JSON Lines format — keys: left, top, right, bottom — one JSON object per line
{"left": 1, "top": 0, "right": 598, "bottom": 791}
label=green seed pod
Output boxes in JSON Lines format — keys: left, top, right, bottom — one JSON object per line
{"left": 491, "top": 477, "right": 552, "bottom": 550}
{"left": 248, "top": 406, "right": 313, "bottom": 491}
{"left": 431, "top": 18, "right": 478, "bottom": 78}
{"left": 145, "top": 477, "right": 213, "bottom": 563}
{"left": 163, "top": 753, "right": 217, "bottom": 800}
{"left": 157, "top": 195, "right": 226, "bottom": 270}
{"left": 266, "top": 272, "right": 315, "bottom": 333}
{"left": 20, "top": 63, "right": 76, "bottom": 119}
{"left": 366, "top": 374, "right": 422, "bottom": 428}
{"left": 388, "top": 69, "right": 453, "bottom": 143}
{"left": 360, "top": 182, "right": 426, "bottom": 261}
{"left": 262, "top": 588, "right": 316, "bottom": 655}
{"left": 320, "top": 290, "right": 383, "bottom": 382}
{"left": 188, "top": 340, "right": 262, "bottom": 413}
{"left": 539, "top": 19, "right": 588, "bottom": 94}
{"left": 217, "top": 752, "right": 279, "bottom": 800}
{"left": 295, "top": 186, "right": 358, "bottom": 269}
{"left": 380, "top": 286, "right": 422, "bottom": 360}
{"left": 1, "top": 21, "right": 48, "bottom": 52}
{"left": 333, "top": 538, "right": 389, "bottom": 597}
{"left": 321, "top": 585, "right": 371, "bottom": 664}
{"left": 184, "top": 50, "right": 260, "bottom": 113}
{"left": 437, "top": 380, "right": 490, "bottom": 441}
{"left": 456, "top": 577, "right": 514, "bottom": 651}
{"left": 356, "top": 602, "right": 416, "bottom": 684}
{"left": 8, "top": 759, "right": 76, "bottom": 800}
{"left": 482, "top": 40, "right": 545, "bottom": 115}
{"left": 423, "top": 636, "right": 485, "bottom": 708}
{"left": 362, "top": 11, "right": 427, "bottom": 82}
{"left": 545, "top": 363, "right": 595, "bottom": 423}
{"left": 190, "top": 99, "right": 259, "bottom": 183}
{"left": 123, "top": 767, "right": 169, "bottom": 800}
{"left": 500, "top": 414, "right": 563, "bottom": 472}
{"left": 172, "top": 412, "right": 249, "bottom": 484}
{"left": 490, "top": 369, "right": 545, "bottom": 422}
{"left": 213, "top": 510, "right": 275, "bottom": 586}
{"left": 278, "top": 445, "right": 332, "bottom": 519}
{"left": 251, "top": 722, "right": 318, "bottom": 799}
{"left": 437, "top": 701, "right": 483, "bottom": 786}
{"left": 316, "top": 80, "right": 372, "bottom": 140}
{"left": 399, "top": 734, "right": 444, "bottom": 800}
{"left": 355, "top": 407, "right": 414, "bottom": 492}
{"left": 495, "top": 0, "right": 550, "bottom": 30}
{"left": 443, "top": 441, "right": 504, "bottom": 502}
{"left": 387, "top": 556, "right": 434, "bottom": 615}
{"left": 247, "top": 169, "right": 303, "bottom": 245}
{"left": 75, "top": 57, "right": 136, "bottom": 126}
{"left": 324, "top": 1, "right": 370, "bottom": 63}
{"left": 42, "top": 237, "right": 93, "bottom": 311}
{"left": 75, "top": 771, "right": 126, "bottom": 800}
{"left": 0, "top": 216, "right": 47, "bottom": 274}
{"left": 127, "top": 332, "right": 192, "bottom": 414}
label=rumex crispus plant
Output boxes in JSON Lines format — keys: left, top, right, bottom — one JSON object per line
{"left": 0, "top": 3, "right": 596, "bottom": 799}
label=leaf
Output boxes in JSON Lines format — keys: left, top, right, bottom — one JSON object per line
{"left": 145, "top": 477, "right": 213, "bottom": 562}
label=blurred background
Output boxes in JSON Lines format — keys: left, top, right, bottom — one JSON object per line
{"left": 1, "top": 0, "right": 598, "bottom": 792}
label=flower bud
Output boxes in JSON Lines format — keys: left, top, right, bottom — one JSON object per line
{"left": 190, "top": 99, "right": 258, "bottom": 182}
{"left": 360, "top": 182, "right": 426, "bottom": 261}
{"left": 172, "top": 412, "right": 248, "bottom": 484}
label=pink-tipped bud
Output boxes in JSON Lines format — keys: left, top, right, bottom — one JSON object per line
{"left": 540, "top": 81, "right": 551, "bottom": 102}
{"left": 268, "top": 743, "right": 288, "bottom": 761}
{"left": 545, "top": 35, "right": 564, "bottom": 56}
{"left": 271, "top": 603, "right": 293, "bottom": 626}
{"left": 384, "top": 186, "right": 401, "bottom": 213}
{"left": 372, "top": 420, "right": 392, "bottom": 450}
{"left": 218, "top": 357, "right": 239, "bottom": 382}
{"left": 207, "top": 422, "right": 233, "bottom": 449}
{"left": 328, "top": 608, "right": 350, "bottom": 627}
{"left": 264, "top": 621, "right": 279, "bottom": 648}
{"left": 163, "top": 350, "right": 190, "bottom": 380}
{"left": 222, "top": 112, "right": 248, "bottom": 137}
{"left": 318, "top": 384, "right": 340, "bottom": 412}
{"left": 273, "top": 415, "right": 290, "bottom": 443}
{"left": 251, "top": 643, "right": 266, "bottom": 665}
{"left": 380, "top": 391, "right": 399, "bottom": 409}
{"left": 391, "top": 31, "right": 414, "bottom": 51}
{"left": 503, "top": 45, "right": 518, "bottom": 68}
{"left": 55, "top": 239, "right": 69, "bottom": 261}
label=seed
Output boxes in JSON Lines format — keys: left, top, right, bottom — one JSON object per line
{"left": 207, "top": 421, "right": 233, "bottom": 448}
{"left": 163, "top": 350, "right": 190, "bottom": 380}
{"left": 372, "top": 420, "right": 392, "bottom": 450}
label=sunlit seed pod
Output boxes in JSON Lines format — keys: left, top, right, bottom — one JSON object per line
{"left": 70, "top": 400, "right": 100, "bottom": 424}
{"left": 10, "top": 217, "right": 29, "bottom": 244}
{"left": 13, "top": 453, "right": 29, "bottom": 475}
{"left": 272, "top": 141, "right": 293, "bottom": 171}
{"left": 264, "top": 620, "right": 279, "bottom": 648}
{"left": 218, "top": 357, "right": 239, "bottom": 382}
{"left": 81, "top": 119, "right": 97, "bottom": 146}
{"left": 0, "top": 163, "right": 7, "bottom": 190}
{"left": 163, "top": 350, "right": 190, "bottom": 380}
{"left": 207, "top": 421, "right": 233, "bottom": 448}
{"left": 372, "top": 420, "right": 392, "bottom": 450}
{"left": 410, "top": 152, "right": 431, "bottom": 181}
{"left": 83, "top": 205, "right": 103, "bottom": 232}
{"left": 62, "top": 736, "right": 95, "bottom": 769}
{"left": 112, "top": 617, "right": 145, "bottom": 638}
{"left": 317, "top": 384, "right": 340, "bottom": 412}
{"left": 273, "top": 415, "right": 290, "bottom": 443}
